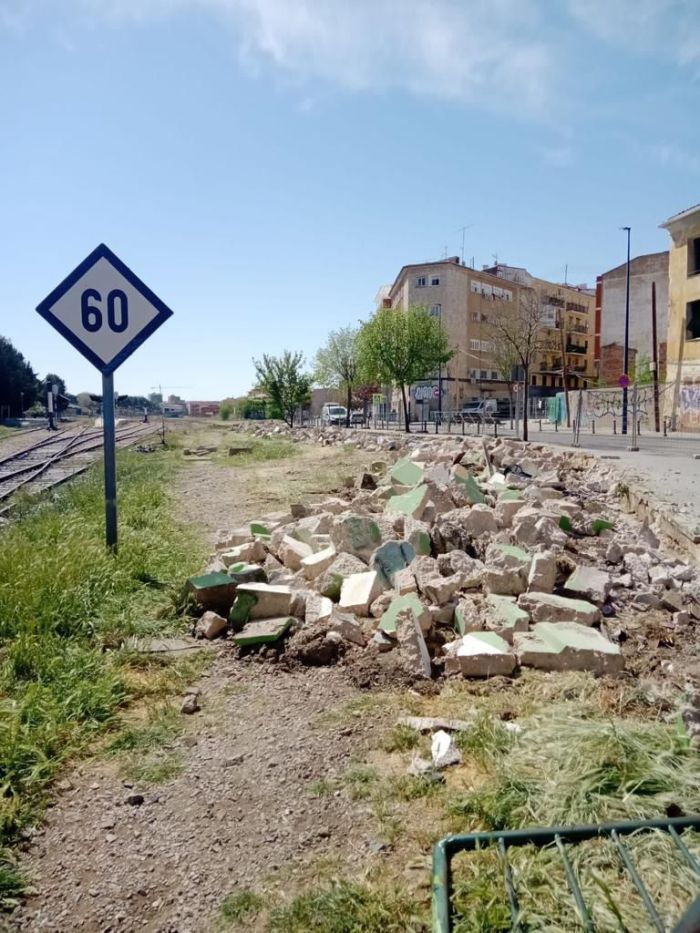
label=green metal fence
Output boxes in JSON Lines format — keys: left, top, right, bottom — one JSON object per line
{"left": 433, "top": 815, "right": 700, "bottom": 932}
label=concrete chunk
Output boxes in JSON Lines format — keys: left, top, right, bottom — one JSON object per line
{"left": 456, "top": 632, "right": 516, "bottom": 677}
{"left": 527, "top": 551, "right": 557, "bottom": 594}
{"left": 329, "top": 612, "right": 367, "bottom": 646}
{"left": 301, "top": 545, "right": 337, "bottom": 581}
{"left": 195, "top": 611, "right": 228, "bottom": 640}
{"left": 395, "top": 608, "right": 432, "bottom": 679}
{"left": 462, "top": 504, "right": 498, "bottom": 536}
{"left": 484, "top": 594, "right": 530, "bottom": 642}
{"left": 514, "top": 621, "right": 623, "bottom": 674}
{"left": 517, "top": 592, "right": 601, "bottom": 626}
{"left": 233, "top": 617, "right": 293, "bottom": 647}
{"left": 391, "top": 457, "right": 424, "bottom": 487}
{"left": 305, "top": 593, "right": 333, "bottom": 625}
{"left": 386, "top": 484, "right": 430, "bottom": 520}
{"left": 186, "top": 573, "right": 238, "bottom": 615}
{"left": 317, "top": 552, "right": 368, "bottom": 600}
{"left": 371, "top": 540, "right": 416, "bottom": 586}
{"left": 279, "top": 535, "right": 313, "bottom": 571}
{"left": 451, "top": 465, "right": 486, "bottom": 503}
{"left": 330, "top": 514, "right": 383, "bottom": 562}
{"left": 339, "top": 570, "right": 384, "bottom": 616}
{"left": 394, "top": 567, "right": 418, "bottom": 595}
{"left": 564, "top": 565, "right": 611, "bottom": 605}
{"left": 234, "top": 583, "right": 293, "bottom": 620}
{"left": 380, "top": 593, "right": 431, "bottom": 635}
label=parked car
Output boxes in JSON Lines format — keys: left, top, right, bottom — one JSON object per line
{"left": 321, "top": 404, "right": 348, "bottom": 425}
{"left": 460, "top": 398, "right": 508, "bottom": 424}
{"left": 350, "top": 410, "right": 365, "bottom": 425}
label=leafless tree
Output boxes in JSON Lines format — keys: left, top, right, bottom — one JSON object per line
{"left": 487, "top": 288, "right": 556, "bottom": 441}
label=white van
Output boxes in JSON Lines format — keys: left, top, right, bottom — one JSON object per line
{"left": 321, "top": 404, "right": 348, "bottom": 426}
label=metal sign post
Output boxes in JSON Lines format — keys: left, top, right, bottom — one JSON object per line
{"left": 36, "top": 243, "right": 173, "bottom": 552}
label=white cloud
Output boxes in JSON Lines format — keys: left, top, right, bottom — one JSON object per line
{"left": 62, "top": 0, "right": 558, "bottom": 115}
{"left": 651, "top": 142, "right": 700, "bottom": 174}
{"left": 567, "top": 0, "right": 700, "bottom": 64}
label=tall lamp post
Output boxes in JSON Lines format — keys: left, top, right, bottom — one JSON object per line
{"left": 621, "top": 226, "right": 631, "bottom": 434}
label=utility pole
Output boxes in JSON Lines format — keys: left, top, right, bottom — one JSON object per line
{"left": 559, "top": 315, "right": 571, "bottom": 427}
{"left": 621, "top": 226, "right": 631, "bottom": 434}
{"left": 651, "top": 280, "right": 661, "bottom": 432}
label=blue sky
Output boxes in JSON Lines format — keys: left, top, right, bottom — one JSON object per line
{"left": 1, "top": 0, "right": 699, "bottom": 399}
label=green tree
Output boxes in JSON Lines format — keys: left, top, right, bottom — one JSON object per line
{"left": 631, "top": 353, "right": 654, "bottom": 386}
{"left": 253, "top": 351, "right": 312, "bottom": 428}
{"left": 76, "top": 392, "right": 96, "bottom": 414}
{"left": 357, "top": 306, "right": 452, "bottom": 432}
{"left": 314, "top": 326, "right": 360, "bottom": 428}
{"left": 0, "top": 337, "right": 39, "bottom": 416}
{"left": 220, "top": 400, "right": 234, "bottom": 421}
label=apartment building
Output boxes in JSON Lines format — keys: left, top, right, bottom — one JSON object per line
{"left": 660, "top": 203, "right": 700, "bottom": 430}
{"left": 596, "top": 251, "right": 668, "bottom": 386}
{"left": 384, "top": 257, "right": 596, "bottom": 418}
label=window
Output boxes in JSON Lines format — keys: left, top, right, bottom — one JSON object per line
{"left": 481, "top": 313, "right": 488, "bottom": 322}
{"left": 688, "top": 238, "right": 700, "bottom": 276}
{"left": 416, "top": 276, "right": 427, "bottom": 287}
{"left": 469, "top": 369, "right": 478, "bottom": 379}
{"left": 470, "top": 311, "right": 479, "bottom": 322}
{"left": 430, "top": 304, "right": 441, "bottom": 317}
{"left": 687, "top": 300, "right": 700, "bottom": 339}
{"left": 431, "top": 276, "right": 440, "bottom": 286}
{"left": 480, "top": 370, "right": 488, "bottom": 380}
{"left": 491, "top": 370, "right": 499, "bottom": 381}
{"left": 470, "top": 338, "right": 480, "bottom": 351}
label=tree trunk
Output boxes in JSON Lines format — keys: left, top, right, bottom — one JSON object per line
{"left": 522, "top": 368, "right": 529, "bottom": 442}
{"left": 346, "top": 383, "right": 352, "bottom": 428}
{"left": 508, "top": 390, "right": 514, "bottom": 429}
{"left": 400, "top": 383, "right": 411, "bottom": 433}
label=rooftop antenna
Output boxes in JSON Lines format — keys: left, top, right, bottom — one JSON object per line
{"left": 564, "top": 263, "right": 568, "bottom": 285}
{"left": 442, "top": 244, "right": 449, "bottom": 260}
{"left": 456, "top": 224, "right": 474, "bottom": 264}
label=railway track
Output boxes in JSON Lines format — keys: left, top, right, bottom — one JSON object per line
{"left": 0, "top": 423, "right": 158, "bottom": 510}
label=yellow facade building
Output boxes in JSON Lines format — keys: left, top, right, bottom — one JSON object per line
{"left": 661, "top": 204, "right": 700, "bottom": 430}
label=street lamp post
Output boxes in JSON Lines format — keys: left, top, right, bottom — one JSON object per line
{"left": 621, "top": 226, "right": 631, "bottom": 434}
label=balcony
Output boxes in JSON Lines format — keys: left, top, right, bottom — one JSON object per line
{"left": 566, "top": 342, "right": 587, "bottom": 354}
{"left": 569, "top": 324, "right": 588, "bottom": 335}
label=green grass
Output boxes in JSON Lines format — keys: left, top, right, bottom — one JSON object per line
{"left": 107, "top": 704, "right": 184, "bottom": 784}
{"left": 341, "top": 764, "right": 381, "bottom": 801}
{"left": 0, "top": 450, "right": 201, "bottom": 905}
{"left": 219, "top": 889, "right": 264, "bottom": 925}
{"left": 268, "top": 880, "right": 427, "bottom": 932}
{"left": 213, "top": 436, "right": 299, "bottom": 467}
{"left": 382, "top": 723, "right": 420, "bottom": 753}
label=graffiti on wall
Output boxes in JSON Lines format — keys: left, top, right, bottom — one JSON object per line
{"left": 680, "top": 380, "right": 700, "bottom": 428}
{"left": 585, "top": 387, "right": 653, "bottom": 423}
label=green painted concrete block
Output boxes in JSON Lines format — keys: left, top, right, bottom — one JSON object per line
{"left": 186, "top": 573, "right": 238, "bottom": 615}
{"left": 233, "top": 617, "right": 293, "bottom": 647}
{"left": 386, "top": 484, "right": 429, "bottom": 519}
{"left": 498, "top": 488, "right": 525, "bottom": 501}
{"left": 371, "top": 540, "right": 416, "bottom": 586}
{"left": 390, "top": 458, "right": 424, "bottom": 488}
{"left": 380, "top": 593, "right": 426, "bottom": 635}
{"left": 408, "top": 529, "right": 431, "bottom": 556}
{"left": 250, "top": 521, "right": 271, "bottom": 538}
{"left": 229, "top": 591, "right": 258, "bottom": 630}
{"left": 451, "top": 465, "right": 486, "bottom": 504}
{"left": 228, "top": 563, "right": 267, "bottom": 586}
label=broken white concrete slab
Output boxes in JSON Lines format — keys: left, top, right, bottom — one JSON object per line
{"left": 386, "top": 484, "right": 430, "bottom": 520}
{"left": 527, "top": 551, "right": 557, "bottom": 594}
{"left": 437, "top": 551, "right": 485, "bottom": 590}
{"left": 279, "top": 535, "right": 313, "bottom": 571}
{"left": 317, "top": 552, "right": 368, "bottom": 600}
{"left": 395, "top": 607, "right": 432, "bottom": 679}
{"left": 195, "top": 611, "right": 228, "bottom": 640}
{"left": 305, "top": 593, "right": 333, "bottom": 625}
{"left": 380, "top": 593, "right": 432, "bottom": 635}
{"left": 394, "top": 567, "right": 418, "bottom": 595}
{"left": 495, "top": 497, "right": 525, "bottom": 528}
{"left": 330, "top": 514, "right": 383, "bottom": 563}
{"left": 215, "top": 527, "right": 253, "bottom": 551}
{"left": 339, "top": 570, "right": 384, "bottom": 616}
{"left": 398, "top": 716, "right": 472, "bottom": 733}
{"left": 301, "top": 545, "right": 337, "bottom": 581}
{"left": 455, "top": 632, "right": 516, "bottom": 677}
{"left": 461, "top": 504, "right": 498, "bottom": 536}
{"left": 564, "top": 565, "right": 611, "bottom": 605}
{"left": 431, "top": 730, "right": 462, "bottom": 769}
{"left": 329, "top": 612, "right": 367, "bottom": 646}
{"left": 419, "top": 572, "right": 462, "bottom": 607}
{"left": 235, "top": 583, "right": 293, "bottom": 620}
{"left": 517, "top": 592, "right": 601, "bottom": 625}
{"left": 514, "top": 621, "right": 623, "bottom": 674}
{"left": 220, "top": 540, "right": 267, "bottom": 567}
{"left": 484, "top": 594, "right": 530, "bottom": 643}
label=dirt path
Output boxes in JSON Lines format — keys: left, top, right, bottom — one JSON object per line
{"left": 9, "top": 435, "right": 386, "bottom": 933}
{"left": 10, "top": 658, "right": 387, "bottom": 933}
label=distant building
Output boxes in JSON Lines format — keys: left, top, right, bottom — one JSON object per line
{"left": 384, "top": 257, "right": 596, "bottom": 419}
{"left": 660, "top": 203, "right": 700, "bottom": 430}
{"left": 187, "top": 401, "right": 221, "bottom": 417}
{"left": 597, "top": 251, "right": 668, "bottom": 386}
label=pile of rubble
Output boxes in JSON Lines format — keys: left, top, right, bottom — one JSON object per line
{"left": 229, "top": 419, "right": 405, "bottom": 451}
{"left": 184, "top": 434, "right": 699, "bottom": 682}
